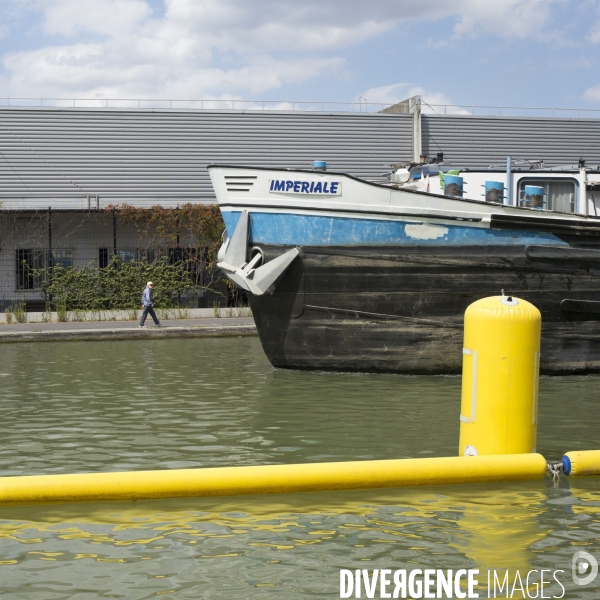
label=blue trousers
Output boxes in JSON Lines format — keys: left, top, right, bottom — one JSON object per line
{"left": 140, "top": 305, "right": 160, "bottom": 326}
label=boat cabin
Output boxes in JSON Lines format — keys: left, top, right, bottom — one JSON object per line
{"left": 393, "top": 159, "right": 600, "bottom": 217}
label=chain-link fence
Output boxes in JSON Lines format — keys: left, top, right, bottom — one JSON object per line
{"left": 0, "top": 206, "right": 240, "bottom": 314}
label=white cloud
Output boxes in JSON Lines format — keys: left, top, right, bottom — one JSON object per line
{"left": 43, "top": 0, "right": 152, "bottom": 37}
{"left": 354, "top": 83, "right": 413, "bottom": 107}
{"left": 584, "top": 83, "right": 600, "bottom": 102}
{"left": 587, "top": 1, "right": 600, "bottom": 44}
{"left": 354, "top": 83, "right": 469, "bottom": 114}
{"left": 4, "top": 39, "right": 343, "bottom": 98}
{"left": 451, "top": 0, "right": 556, "bottom": 40}
{"left": 0, "top": 0, "right": 571, "bottom": 100}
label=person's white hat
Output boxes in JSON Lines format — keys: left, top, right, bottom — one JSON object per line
{"left": 147, "top": 281, "right": 153, "bottom": 286}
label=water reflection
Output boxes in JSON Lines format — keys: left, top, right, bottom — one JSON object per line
{"left": 0, "top": 483, "right": 598, "bottom": 598}
{"left": 0, "top": 338, "right": 600, "bottom": 598}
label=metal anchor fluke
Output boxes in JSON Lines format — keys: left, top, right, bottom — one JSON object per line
{"left": 217, "top": 210, "right": 299, "bottom": 295}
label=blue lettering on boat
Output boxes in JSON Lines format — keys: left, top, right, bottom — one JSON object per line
{"left": 269, "top": 179, "right": 342, "bottom": 195}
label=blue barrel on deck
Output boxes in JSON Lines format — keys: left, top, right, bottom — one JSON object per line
{"left": 524, "top": 185, "right": 544, "bottom": 209}
{"left": 485, "top": 181, "right": 504, "bottom": 204}
{"left": 313, "top": 161, "right": 327, "bottom": 171}
{"left": 444, "top": 174, "right": 464, "bottom": 198}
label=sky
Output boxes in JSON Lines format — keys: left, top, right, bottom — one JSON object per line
{"left": 0, "top": 0, "right": 599, "bottom": 112}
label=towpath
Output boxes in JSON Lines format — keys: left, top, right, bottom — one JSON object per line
{"left": 0, "top": 317, "right": 257, "bottom": 343}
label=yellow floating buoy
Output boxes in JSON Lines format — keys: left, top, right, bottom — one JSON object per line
{"left": 562, "top": 450, "right": 600, "bottom": 477}
{"left": 0, "top": 454, "right": 547, "bottom": 506}
{"left": 459, "top": 295, "right": 541, "bottom": 456}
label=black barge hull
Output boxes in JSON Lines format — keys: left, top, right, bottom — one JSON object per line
{"left": 248, "top": 244, "right": 600, "bottom": 374}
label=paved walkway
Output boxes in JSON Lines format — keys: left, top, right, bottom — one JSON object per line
{"left": 0, "top": 317, "right": 257, "bottom": 343}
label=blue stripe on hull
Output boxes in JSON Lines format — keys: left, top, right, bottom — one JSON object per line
{"left": 222, "top": 211, "right": 566, "bottom": 247}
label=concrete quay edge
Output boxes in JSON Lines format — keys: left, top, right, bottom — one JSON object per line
{"left": 0, "top": 323, "right": 258, "bottom": 343}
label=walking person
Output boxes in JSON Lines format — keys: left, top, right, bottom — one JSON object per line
{"left": 139, "top": 281, "right": 161, "bottom": 327}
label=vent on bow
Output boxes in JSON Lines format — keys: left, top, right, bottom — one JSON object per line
{"left": 225, "top": 175, "right": 257, "bottom": 192}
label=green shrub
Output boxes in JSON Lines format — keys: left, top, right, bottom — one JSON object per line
{"left": 35, "top": 256, "right": 197, "bottom": 312}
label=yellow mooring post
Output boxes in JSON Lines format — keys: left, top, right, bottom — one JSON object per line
{"left": 459, "top": 295, "right": 541, "bottom": 456}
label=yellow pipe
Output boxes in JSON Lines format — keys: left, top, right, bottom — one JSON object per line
{"left": 0, "top": 454, "right": 547, "bottom": 506}
{"left": 562, "top": 450, "right": 600, "bottom": 477}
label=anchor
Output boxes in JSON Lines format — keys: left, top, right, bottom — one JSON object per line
{"left": 216, "top": 211, "right": 299, "bottom": 296}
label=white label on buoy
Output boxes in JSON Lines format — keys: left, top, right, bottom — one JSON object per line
{"left": 465, "top": 445, "right": 478, "bottom": 456}
{"left": 500, "top": 297, "right": 519, "bottom": 306}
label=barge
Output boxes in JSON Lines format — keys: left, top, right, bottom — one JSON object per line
{"left": 209, "top": 159, "right": 600, "bottom": 374}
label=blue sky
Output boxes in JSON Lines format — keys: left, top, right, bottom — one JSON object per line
{"left": 0, "top": 0, "right": 599, "bottom": 112}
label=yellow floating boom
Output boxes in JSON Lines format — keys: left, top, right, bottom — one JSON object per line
{"left": 562, "top": 450, "right": 600, "bottom": 477}
{"left": 0, "top": 454, "right": 547, "bottom": 506}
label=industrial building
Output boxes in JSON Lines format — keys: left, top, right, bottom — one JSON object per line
{"left": 1, "top": 97, "right": 599, "bottom": 311}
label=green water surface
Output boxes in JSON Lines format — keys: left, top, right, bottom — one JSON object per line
{"left": 0, "top": 337, "right": 599, "bottom": 598}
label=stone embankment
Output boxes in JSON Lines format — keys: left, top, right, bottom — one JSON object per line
{"left": 0, "top": 316, "right": 257, "bottom": 343}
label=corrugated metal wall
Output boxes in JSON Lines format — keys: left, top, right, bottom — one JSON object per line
{"left": 0, "top": 108, "right": 413, "bottom": 209}
{"left": 422, "top": 114, "right": 600, "bottom": 168}
{"left": 3, "top": 108, "right": 599, "bottom": 210}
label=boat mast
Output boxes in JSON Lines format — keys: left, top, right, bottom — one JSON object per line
{"left": 505, "top": 156, "right": 513, "bottom": 206}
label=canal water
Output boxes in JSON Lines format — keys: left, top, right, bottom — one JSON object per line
{"left": 0, "top": 337, "right": 599, "bottom": 598}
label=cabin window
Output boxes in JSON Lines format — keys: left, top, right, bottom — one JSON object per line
{"left": 518, "top": 179, "right": 577, "bottom": 212}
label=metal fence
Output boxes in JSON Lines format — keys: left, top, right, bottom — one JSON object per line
{"left": 0, "top": 208, "right": 233, "bottom": 313}
{"left": 421, "top": 101, "right": 600, "bottom": 119}
{"left": 1, "top": 97, "right": 599, "bottom": 118}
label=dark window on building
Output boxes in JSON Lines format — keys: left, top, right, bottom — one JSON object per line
{"left": 16, "top": 249, "right": 43, "bottom": 290}
{"left": 17, "top": 249, "right": 73, "bottom": 289}
{"left": 117, "top": 249, "right": 137, "bottom": 263}
{"left": 99, "top": 248, "right": 109, "bottom": 268}
{"left": 50, "top": 249, "right": 73, "bottom": 268}
{"left": 99, "top": 248, "right": 141, "bottom": 267}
